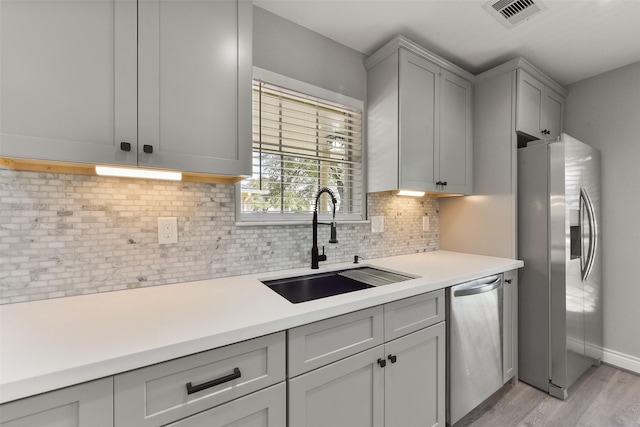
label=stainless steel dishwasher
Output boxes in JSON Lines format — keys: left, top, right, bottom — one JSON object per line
{"left": 447, "top": 274, "right": 503, "bottom": 425}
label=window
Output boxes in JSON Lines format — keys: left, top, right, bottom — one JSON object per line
{"left": 237, "top": 70, "right": 364, "bottom": 223}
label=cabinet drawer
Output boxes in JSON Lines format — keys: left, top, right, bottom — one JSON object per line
{"left": 288, "top": 306, "right": 384, "bottom": 377}
{"left": 114, "top": 332, "right": 285, "bottom": 427}
{"left": 384, "top": 289, "right": 445, "bottom": 341}
{"left": 164, "top": 383, "right": 286, "bottom": 427}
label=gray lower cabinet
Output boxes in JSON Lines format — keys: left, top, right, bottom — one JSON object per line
{"left": 288, "top": 290, "right": 446, "bottom": 427}
{"left": 503, "top": 269, "right": 518, "bottom": 383}
{"left": 289, "top": 322, "right": 446, "bottom": 427}
{"left": 289, "top": 346, "right": 386, "bottom": 427}
{"left": 0, "top": 378, "right": 113, "bottom": 427}
{"left": 164, "top": 383, "right": 286, "bottom": 427}
{"left": 385, "top": 322, "right": 446, "bottom": 427}
{"left": 0, "top": 290, "right": 450, "bottom": 427}
{"left": 114, "top": 332, "right": 286, "bottom": 427}
{"left": 288, "top": 306, "right": 385, "bottom": 378}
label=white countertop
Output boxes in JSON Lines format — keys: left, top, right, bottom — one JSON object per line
{"left": 0, "top": 250, "right": 522, "bottom": 404}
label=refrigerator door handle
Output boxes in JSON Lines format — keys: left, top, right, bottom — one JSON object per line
{"left": 453, "top": 276, "right": 502, "bottom": 297}
{"left": 580, "top": 188, "right": 597, "bottom": 281}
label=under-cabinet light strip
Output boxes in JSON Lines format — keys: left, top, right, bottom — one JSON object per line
{"left": 95, "top": 166, "right": 182, "bottom": 181}
{"left": 396, "top": 190, "right": 426, "bottom": 197}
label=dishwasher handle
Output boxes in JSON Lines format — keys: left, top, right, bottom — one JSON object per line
{"left": 453, "top": 275, "right": 502, "bottom": 297}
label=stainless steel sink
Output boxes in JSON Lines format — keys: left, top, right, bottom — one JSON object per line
{"left": 261, "top": 267, "right": 414, "bottom": 303}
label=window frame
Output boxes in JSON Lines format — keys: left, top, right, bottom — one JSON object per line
{"left": 235, "top": 67, "right": 366, "bottom": 224}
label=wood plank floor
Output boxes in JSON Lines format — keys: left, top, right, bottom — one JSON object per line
{"left": 455, "top": 365, "right": 640, "bottom": 427}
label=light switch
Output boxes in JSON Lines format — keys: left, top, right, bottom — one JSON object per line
{"left": 371, "top": 216, "right": 384, "bottom": 233}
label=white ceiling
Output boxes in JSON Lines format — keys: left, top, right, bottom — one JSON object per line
{"left": 253, "top": 0, "right": 640, "bottom": 86}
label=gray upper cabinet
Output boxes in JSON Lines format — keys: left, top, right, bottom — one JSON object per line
{"left": 0, "top": 0, "right": 251, "bottom": 177}
{"left": 397, "top": 49, "right": 439, "bottom": 192}
{"left": 366, "top": 36, "right": 473, "bottom": 195}
{"left": 439, "top": 69, "right": 473, "bottom": 195}
{"left": 516, "top": 68, "right": 565, "bottom": 141}
{"left": 137, "top": 0, "right": 251, "bottom": 176}
{"left": 0, "top": 0, "right": 138, "bottom": 166}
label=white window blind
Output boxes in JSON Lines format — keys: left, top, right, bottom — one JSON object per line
{"left": 239, "top": 79, "right": 363, "bottom": 221}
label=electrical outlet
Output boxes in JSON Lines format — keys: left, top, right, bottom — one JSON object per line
{"left": 423, "top": 215, "right": 430, "bottom": 232}
{"left": 158, "top": 217, "right": 178, "bottom": 244}
{"left": 371, "top": 216, "right": 384, "bottom": 233}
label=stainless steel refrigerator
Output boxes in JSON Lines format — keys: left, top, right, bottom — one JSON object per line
{"left": 518, "top": 133, "right": 602, "bottom": 400}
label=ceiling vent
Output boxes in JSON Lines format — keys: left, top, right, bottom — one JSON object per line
{"left": 483, "top": 0, "right": 548, "bottom": 29}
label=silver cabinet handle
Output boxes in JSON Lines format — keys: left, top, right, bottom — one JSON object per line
{"left": 454, "top": 276, "right": 501, "bottom": 297}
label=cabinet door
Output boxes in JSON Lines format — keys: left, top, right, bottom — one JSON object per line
{"left": 137, "top": 0, "right": 252, "bottom": 176}
{"left": 164, "top": 383, "right": 285, "bottom": 427}
{"left": 0, "top": 0, "right": 137, "bottom": 166}
{"left": 0, "top": 378, "right": 113, "bottom": 427}
{"left": 503, "top": 269, "right": 518, "bottom": 383}
{"left": 543, "top": 88, "right": 565, "bottom": 141}
{"left": 439, "top": 69, "right": 472, "bottom": 195}
{"left": 289, "top": 346, "right": 385, "bottom": 427}
{"left": 516, "top": 69, "right": 545, "bottom": 140}
{"left": 385, "top": 322, "right": 446, "bottom": 427}
{"left": 398, "top": 48, "right": 439, "bottom": 192}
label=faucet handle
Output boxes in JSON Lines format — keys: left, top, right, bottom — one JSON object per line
{"left": 318, "top": 246, "right": 327, "bottom": 262}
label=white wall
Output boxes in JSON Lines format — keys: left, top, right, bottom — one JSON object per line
{"left": 564, "top": 61, "right": 640, "bottom": 366}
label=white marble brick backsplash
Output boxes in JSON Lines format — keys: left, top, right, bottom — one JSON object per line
{"left": 0, "top": 169, "right": 439, "bottom": 304}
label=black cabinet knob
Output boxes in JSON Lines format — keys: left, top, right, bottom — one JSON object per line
{"left": 388, "top": 354, "right": 397, "bottom": 364}
{"left": 143, "top": 144, "right": 153, "bottom": 154}
{"left": 436, "top": 181, "right": 442, "bottom": 186}
{"left": 120, "top": 142, "right": 131, "bottom": 152}
{"left": 377, "top": 358, "right": 387, "bottom": 368}
{"left": 442, "top": 181, "right": 448, "bottom": 186}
